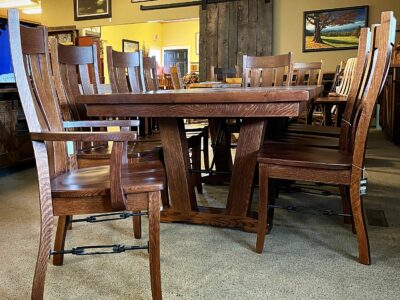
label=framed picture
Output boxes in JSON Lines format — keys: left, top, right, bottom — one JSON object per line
{"left": 74, "top": 0, "right": 112, "bottom": 21}
{"left": 195, "top": 32, "right": 199, "bottom": 55}
{"left": 122, "top": 39, "right": 140, "bottom": 53}
{"left": 82, "top": 26, "right": 101, "bottom": 37}
{"left": 303, "top": 6, "right": 368, "bottom": 52}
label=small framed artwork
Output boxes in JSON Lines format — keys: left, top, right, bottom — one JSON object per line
{"left": 74, "top": 0, "right": 112, "bottom": 21}
{"left": 82, "top": 26, "right": 101, "bottom": 37}
{"left": 303, "top": 6, "right": 368, "bottom": 52}
{"left": 122, "top": 39, "right": 140, "bottom": 52}
{"left": 195, "top": 32, "right": 199, "bottom": 55}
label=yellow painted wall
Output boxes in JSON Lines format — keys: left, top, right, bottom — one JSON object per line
{"left": 162, "top": 20, "right": 199, "bottom": 64}
{"left": 101, "top": 20, "right": 199, "bottom": 82}
{"left": 41, "top": 0, "right": 199, "bottom": 27}
{"left": 274, "top": 0, "right": 400, "bottom": 71}
{"left": 101, "top": 22, "right": 163, "bottom": 83}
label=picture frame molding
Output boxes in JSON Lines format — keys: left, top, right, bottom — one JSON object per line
{"left": 74, "top": 0, "right": 112, "bottom": 21}
{"left": 122, "top": 39, "right": 140, "bottom": 53}
{"left": 302, "top": 5, "right": 369, "bottom": 53}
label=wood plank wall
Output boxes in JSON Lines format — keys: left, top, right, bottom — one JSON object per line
{"left": 199, "top": 0, "right": 273, "bottom": 81}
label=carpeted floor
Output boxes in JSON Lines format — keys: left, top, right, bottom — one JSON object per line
{"left": 0, "top": 129, "right": 399, "bottom": 299}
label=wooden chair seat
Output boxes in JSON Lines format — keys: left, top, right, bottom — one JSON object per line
{"left": 52, "top": 161, "right": 165, "bottom": 198}
{"left": 267, "top": 133, "right": 339, "bottom": 149}
{"left": 258, "top": 143, "right": 352, "bottom": 170}
{"left": 286, "top": 124, "right": 340, "bottom": 137}
{"left": 314, "top": 95, "right": 348, "bottom": 104}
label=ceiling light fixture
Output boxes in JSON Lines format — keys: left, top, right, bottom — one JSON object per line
{"left": 22, "top": 7, "right": 41, "bottom": 14}
{"left": 0, "top": 0, "right": 36, "bottom": 8}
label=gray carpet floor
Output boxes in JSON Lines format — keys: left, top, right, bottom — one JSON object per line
{"left": 0, "top": 129, "right": 399, "bottom": 299}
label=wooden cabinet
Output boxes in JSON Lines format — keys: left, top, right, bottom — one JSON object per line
{"left": 0, "top": 87, "right": 34, "bottom": 168}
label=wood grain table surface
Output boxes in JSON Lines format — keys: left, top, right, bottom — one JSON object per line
{"left": 78, "top": 85, "right": 324, "bottom": 231}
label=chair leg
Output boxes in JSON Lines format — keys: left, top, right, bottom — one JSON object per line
{"left": 32, "top": 213, "right": 54, "bottom": 300}
{"left": 339, "top": 185, "right": 356, "bottom": 233}
{"left": 306, "top": 102, "right": 316, "bottom": 125}
{"left": 191, "top": 143, "right": 203, "bottom": 194}
{"left": 53, "top": 216, "right": 70, "bottom": 266}
{"left": 132, "top": 212, "right": 142, "bottom": 239}
{"left": 203, "top": 128, "right": 210, "bottom": 171}
{"left": 148, "top": 191, "right": 162, "bottom": 300}
{"left": 349, "top": 182, "right": 370, "bottom": 265}
{"left": 256, "top": 165, "right": 269, "bottom": 253}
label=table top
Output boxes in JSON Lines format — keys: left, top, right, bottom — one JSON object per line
{"left": 188, "top": 82, "right": 242, "bottom": 89}
{"left": 78, "top": 86, "right": 324, "bottom": 105}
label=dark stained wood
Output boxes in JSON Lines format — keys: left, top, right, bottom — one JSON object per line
{"left": 8, "top": 9, "right": 165, "bottom": 299}
{"left": 200, "top": 0, "right": 273, "bottom": 80}
{"left": 256, "top": 12, "right": 396, "bottom": 265}
{"left": 78, "top": 84, "right": 321, "bottom": 231}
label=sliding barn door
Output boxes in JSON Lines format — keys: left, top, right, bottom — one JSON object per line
{"left": 199, "top": 0, "right": 273, "bottom": 81}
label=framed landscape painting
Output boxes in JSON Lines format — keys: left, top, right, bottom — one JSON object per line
{"left": 303, "top": 6, "right": 368, "bottom": 52}
{"left": 122, "top": 39, "right": 139, "bottom": 53}
{"left": 74, "top": 0, "right": 112, "bottom": 21}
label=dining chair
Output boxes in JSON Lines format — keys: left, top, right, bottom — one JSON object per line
{"left": 8, "top": 9, "right": 164, "bottom": 299}
{"left": 294, "top": 57, "right": 357, "bottom": 129}
{"left": 292, "top": 61, "right": 324, "bottom": 86}
{"left": 49, "top": 40, "right": 162, "bottom": 169}
{"left": 256, "top": 11, "right": 396, "bottom": 265}
{"left": 210, "top": 65, "right": 240, "bottom": 81}
{"left": 242, "top": 52, "right": 293, "bottom": 87}
{"left": 290, "top": 61, "right": 324, "bottom": 124}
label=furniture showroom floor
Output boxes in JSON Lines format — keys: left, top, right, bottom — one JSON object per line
{"left": 0, "top": 129, "right": 399, "bottom": 300}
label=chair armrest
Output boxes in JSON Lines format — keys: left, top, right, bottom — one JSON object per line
{"left": 30, "top": 131, "right": 137, "bottom": 142}
{"left": 63, "top": 120, "right": 140, "bottom": 129}
{"left": 314, "top": 96, "right": 348, "bottom": 105}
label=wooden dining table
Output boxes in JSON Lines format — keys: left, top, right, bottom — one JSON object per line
{"left": 77, "top": 86, "right": 323, "bottom": 232}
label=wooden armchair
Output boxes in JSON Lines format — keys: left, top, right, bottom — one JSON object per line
{"left": 256, "top": 12, "right": 396, "bottom": 265}
{"left": 9, "top": 9, "right": 164, "bottom": 299}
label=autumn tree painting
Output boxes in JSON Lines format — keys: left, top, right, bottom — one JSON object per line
{"left": 303, "top": 6, "right": 368, "bottom": 52}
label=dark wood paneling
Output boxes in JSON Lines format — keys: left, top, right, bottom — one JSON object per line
{"left": 200, "top": 0, "right": 273, "bottom": 81}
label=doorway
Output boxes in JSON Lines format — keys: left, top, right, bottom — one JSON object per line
{"left": 163, "top": 48, "right": 189, "bottom": 76}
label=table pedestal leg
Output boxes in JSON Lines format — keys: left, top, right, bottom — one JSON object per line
{"left": 158, "top": 118, "right": 197, "bottom": 213}
{"left": 227, "top": 118, "right": 267, "bottom": 216}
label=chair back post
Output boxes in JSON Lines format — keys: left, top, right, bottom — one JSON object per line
{"left": 351, "top": 12, "right": 396, "bottom": 176}
{"left": 107, "top": 46, "right": 145, "bottom": 93}
{"left": 338, "top": 28, "right": 371, "bottom": 151}
{"left": 242, "top": 52, "right": 293, "bottom": 87}
{"left": 143, "top": 56, "right": 159, "bottom": 92}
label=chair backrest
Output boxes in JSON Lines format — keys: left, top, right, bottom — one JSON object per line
{"left": 210, "top": 66, "right": 240, "bottom": 82}
{"left": 143, "top": 56, "right": 159, "bottom": 91}
{"left": 50, "top": 42, "right": 101, "bottom": 121}
{"left": 242, "top": 52, "right": 293, "bottom": 87}
{"left": 335, "top": 57, "right": 357, "bottom": 96}
{"left": 8, "top": 9, "right": 68, "bottom": 178}
{"left": 107, "top": 46, "right": 145, "bottom": 93}
{"left": 292, "top": 61, "right": 323, "bottom": 86}
{"left": 338, "top": 28, "right": 371, "bottom": 151}
{"left": 330, "top": 61, "right": 345, "bottom": 93}
{"left": 348, "top": 12, "right": 396, "bottom": 172}
{"left": 170, "top": 66, "right": 184, "bottom": 89}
